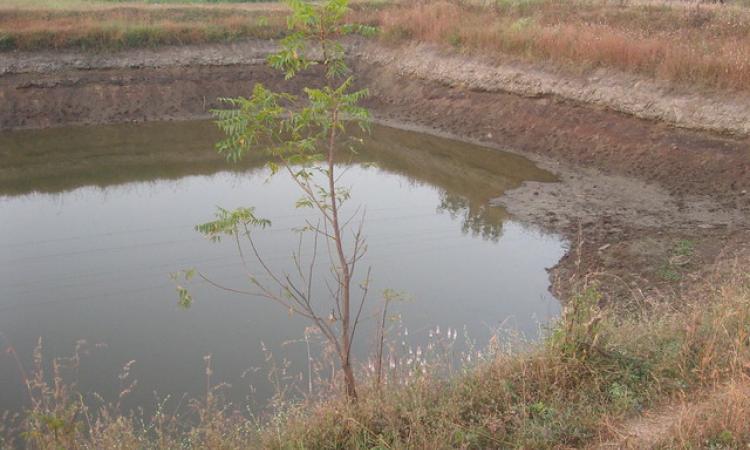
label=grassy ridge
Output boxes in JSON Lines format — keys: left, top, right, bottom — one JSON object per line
{"left": 0, "top": 5, "right": 289, "bottom": 51}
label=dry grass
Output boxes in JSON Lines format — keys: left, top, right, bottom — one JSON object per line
{"left": 0, "top": 3, "right": 290, "bottom": 51}
{"left": 4, "top": 259, "right": 750, "bottom": 448}
{"left": 3, "top": 0, "right": 750, "bottom": 91}
{"left": 0, "top": 1, "right": 387, "bottom": 51}
{"left": 0, "top": 0, "right": 280, "bottom": 7}
{"left": 355, "top": 0, "right": 750, "bottom": 92}
{"left": 653, "top": 380, "right": 750, "bottom": 448}
{"left": 262, "top": 265, "right": 750, "bottom": 448}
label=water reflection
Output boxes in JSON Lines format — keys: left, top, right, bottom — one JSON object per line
{"left": 438, "top": 193, "right": 505, "bottom": 241}
{"left": 0, "top": 121, "right": 555, "bottom": 240}
{"left": 0, "top": 121, "right": 564, "bottom": 414}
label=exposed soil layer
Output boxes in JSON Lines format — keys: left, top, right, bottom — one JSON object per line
{"left": 355, "top": 57, "right": 750, "bottom": 203}
{"left": 1, "top": 41, "right": 749, "bottom": 302}
{"left": 0, "top": 41, "right": 278, "bottom": 76}
{"left": 356, "top": 43, "right": 750, "bottom": 137}
{"left": 0, "top": 64, "right": 321, "bottom": 129}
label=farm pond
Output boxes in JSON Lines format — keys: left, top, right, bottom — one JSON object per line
{"left": 0, "top": 121, "right": 566, "bottom": 412}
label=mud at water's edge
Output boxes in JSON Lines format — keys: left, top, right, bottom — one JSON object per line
{"left": 371, "top": 117, "right": 750, "bottom": 305}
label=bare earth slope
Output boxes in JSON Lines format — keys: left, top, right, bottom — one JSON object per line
{"left": 356, "top": 42, "right": 750, "bottom": 137}
{"left": 3, "top": 38, "right": 750, "bottom": 136}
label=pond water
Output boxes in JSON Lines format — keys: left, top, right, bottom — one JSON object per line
{"left": 0, "top": 121, "right": 566, "bottom": 413}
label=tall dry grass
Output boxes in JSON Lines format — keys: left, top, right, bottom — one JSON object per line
{"left": 358, "top": 0, "right": 750, "bottom": 92}
{"left": 649, "top": 380, "right": 750, "bottom": 448}
{"left": 258, "top": 261, "right": 750, "bottom": 448}
{"left": 0, "top": 6, "right": 289, "bottom": 51}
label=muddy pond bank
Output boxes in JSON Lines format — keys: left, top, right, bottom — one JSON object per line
{"left": 1, "top": 40, "right": 749, "bottom": 303}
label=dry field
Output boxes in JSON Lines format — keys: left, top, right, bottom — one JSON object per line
{"left": 0, "top": 1, "right": 289, "bottom": 51}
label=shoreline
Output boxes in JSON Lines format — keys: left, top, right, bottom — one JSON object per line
{"left": 2, "top": 39, "right": 749, "bottom": 303}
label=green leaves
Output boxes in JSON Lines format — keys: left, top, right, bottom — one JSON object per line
{"left": 286, "top": 0, "right": 318, "bottom": 30}
{"left": 196, "top": 207, "right": 271, "bottom": 242}
{"left": 270, "top": 0, "right": 363, "bottom": 80}
{"left": 211, "top": 0, "right": 372, "bottom": 169}
{"left": 302, "top": 77, "right": 371, "bottom": 133}
{"left": 340, "top": 23, "right": 378, "bottom": 38}
{"left": 170, "top": 269, "right": 195, "bottom": 309}
{"left": 323, "top": 44, "right": 349, "bottom": 79}
{"left": 177, "top": 286, "right": 193, "bottom": 309}
{"left": 211, "top": 82, "right": 371, "bottom": 167}
{"left": 285, "top": 0, "right": 349, "bottom": 35}
{"left": 295, "top": 197, "right": 314, "bottom": 209}
{"left": 212, "top": 84, "right": 295, "bottom": 163}
{"left": 268, "top": 33, "right": 312, "bottom": 80}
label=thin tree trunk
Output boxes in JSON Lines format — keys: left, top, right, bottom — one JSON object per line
{"left": 327, "top": 108, "right": 358, "bottom": 400}
{"left": 342, "top": 360, "right": 357, "bottom": 399}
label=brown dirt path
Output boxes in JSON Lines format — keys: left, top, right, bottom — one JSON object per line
{"left": 591, "top": 380, "right": 750, "bottom": 449}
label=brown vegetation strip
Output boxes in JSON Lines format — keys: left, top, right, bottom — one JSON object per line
{"left": 3, "top": 0, "right": 750, "bottom": 93}
{"left": 0, "top": 6, "right": 289, "bottom": 51}
{"left": 353, "top": 0, "right": 750, "bottom": 93}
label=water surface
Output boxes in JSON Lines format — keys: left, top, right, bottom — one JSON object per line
{"left": 0, "top": 121, "right": 565, "bottom": 412}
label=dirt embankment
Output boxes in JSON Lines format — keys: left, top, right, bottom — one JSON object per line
{"left": 3, "top": 38, "right": 750, "bottom": 136}
{"left": 1, "top": 39, "right": 749, "bottom": 300}
{"left": 356, "top": 42, "right": 750, "bottom": 137}
{"left": 0, "top": 41, "right": 278, "bottom": 76}
{"left": 0, "top": 41, "right": 292, "bottom": 128}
